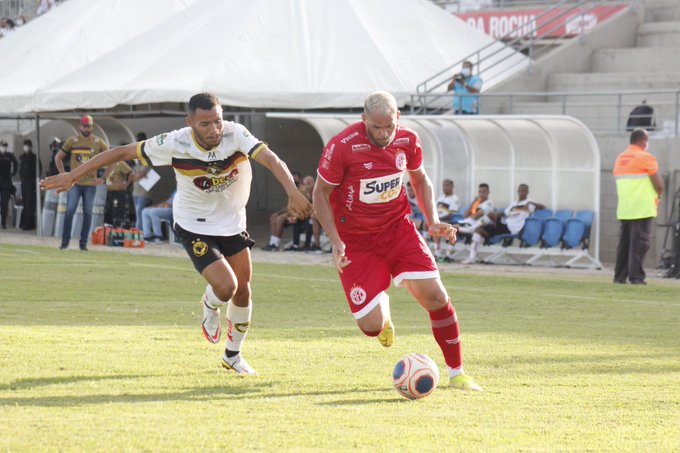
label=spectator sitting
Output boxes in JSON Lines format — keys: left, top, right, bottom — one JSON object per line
{"left": 130, "top": 132, "right": 153, "bottom": 230}
{"left": 433, "top": 178, "right": 460, "bottom": 259}
{"left": 453, "top": 183, "right": 493, "bottom": 235}
{"left": 142, "top": 191, "right": 175, "bottom": 243}
{"left": 261, "top": 171, "right": 302, "bottom": 251}
{"left": 626, "top": 100, "right": 656, "bottom": 132}
{"left": 461, "top": 183, "right": 544, "bottom": 264}
{"left": 287, "top": 175, "right": 322, "bottom": 252}
{"left": 406, "top": 181, "right": 425, "bottom": 232}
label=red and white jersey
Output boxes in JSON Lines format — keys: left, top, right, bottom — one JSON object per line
{"left": 317, "top": 121, "right": 423, "bottom": 237}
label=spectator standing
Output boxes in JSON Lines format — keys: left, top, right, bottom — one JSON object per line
{"left": 613, "top": 128, "right": 664, "bottom": 285}
{"left": 47, "top": 137, "right": 64, "bottom": 176}
{"left": 54, "top": 114, "right": 108, "bottom": 250}
{"left": 447, "top": 61, "right": 482, "bottom": 115}
{"left": 19, "top": 139, "right": 40, "bottom": 230}
{"left": 0, "top": 141, "right": 18, "bottom": 229}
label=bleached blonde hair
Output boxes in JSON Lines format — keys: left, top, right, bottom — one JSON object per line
{"left": 363, "top": 91, "right": 398, "bottom": 117}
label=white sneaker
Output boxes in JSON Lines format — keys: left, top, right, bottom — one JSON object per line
{"left": 201, "top": 294, "right": 221, "bottom": 344}
{"left": 461, "top": 257, "right": 476, "bottom": 265}
{"left": 221, "top": 352, "right": 258, "bottom": 376}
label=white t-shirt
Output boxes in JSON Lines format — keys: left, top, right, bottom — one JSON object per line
{"left": 137, "top": 122, "right": 265, "bottom": 236}
{"left": 436, "top": 193, "right": 460, "bottom": 218}
{"left": 503, "top": 198, "right": 536, "bottom": 234}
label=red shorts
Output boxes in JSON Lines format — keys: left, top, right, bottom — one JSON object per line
{"left": 339, "top": 217, "right": 439, "bottom": 319}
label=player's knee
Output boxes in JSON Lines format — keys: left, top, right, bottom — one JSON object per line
{"left": 213, "top": 281, "right": 237, "bottom": 302}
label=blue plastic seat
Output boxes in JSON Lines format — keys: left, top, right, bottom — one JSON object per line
{"left": 563, "top": 219, "right": 588, "bottom": 249}
{"left": 541, "top": 218, "right": 563, "bottom": 248}
{"left": 575, "top": 210, "right": 594, "bottom": 231}
{"left": 520, "top": 217, "right": 543, "bottom": 247}
{"left": 553, "top": 209, "right": 573, "bottom": 224}
{"left": 532, "top": 208, "right": 553, "bottom": 221}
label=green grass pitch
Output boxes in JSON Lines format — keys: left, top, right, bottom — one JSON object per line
{"left": 1, "top": 242, "right": 679, "bottom": 452}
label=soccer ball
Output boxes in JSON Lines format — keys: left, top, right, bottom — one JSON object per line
{"left": 392, "top": 353, "right": 440, "bottom": 399}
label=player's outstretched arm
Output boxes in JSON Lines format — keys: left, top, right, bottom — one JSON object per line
{"left": 253, "top": 146, "right": 311, "bottom": 220}
{"left": 313, "top": 177, "right": 350, "bottom": 272}
{"left": 40, "top": 143, "right": 139, "bottom": 193}
{"left": 409, "top": 167, "right": 457, "bottom": 243}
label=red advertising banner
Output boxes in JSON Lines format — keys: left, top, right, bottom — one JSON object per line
{"left": 454, "top": 5, "right": 627, "bottom": 39}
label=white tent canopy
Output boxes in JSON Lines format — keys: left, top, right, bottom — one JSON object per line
{"left": 0, "top": 0, "right": 527, "bottom": 113}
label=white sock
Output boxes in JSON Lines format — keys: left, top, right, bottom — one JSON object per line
{"left": 469, "top": 233, "right": 481, "bottom": 260}
{"left": 270, "top": 235, "right": 280, "bottom": 247}
{"left": 226, "top": 301, "right": 252, "bottom": 353}
{"left": 204, "top": 284, "right": 227, "bottom": 309}
{"left": 448, "top": 366, "right": 465, "bottom": 379}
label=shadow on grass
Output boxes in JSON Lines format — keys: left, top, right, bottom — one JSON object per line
{"left": 0, "top": 375, "right": 394, "bottom": 407}
{"left": 0, "top": 374, "right": 155, "bottom": 391}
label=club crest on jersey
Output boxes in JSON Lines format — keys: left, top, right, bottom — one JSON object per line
{"left": 192, "top": 240, "right": 208, "bottom": 257}
{"left": 359, "top": 172, "right": 404, "bottom": 204}
{"left": 395, "top": 152, "right": 407, "bottom": 170}
{"left": 349, "top": 285, "right": 367, "bottom": 305}
{"left": 207, "top": 162, "right": 222, "bottom": 175}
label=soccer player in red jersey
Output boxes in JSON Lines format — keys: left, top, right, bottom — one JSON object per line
{"left": 313, "top": 91, "right": 482, "bottom": 391}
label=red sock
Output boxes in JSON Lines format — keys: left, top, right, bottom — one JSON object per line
{"left": 429, "top": 302, "right": 462, "bottom": 370}
{"left": 360, "top": 327, "right": 380, "bottom": 337}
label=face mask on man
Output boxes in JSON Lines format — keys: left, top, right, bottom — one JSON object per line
{"left": 23, "top": 145, "right": 31, "bottom": 152}
{"left": 0, "top": 145, "right": 7, "bottom": 152}
{"left": 461, "top": 67, "right": 471, "bottom": 77}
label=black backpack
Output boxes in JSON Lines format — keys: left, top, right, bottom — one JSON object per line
{"left": 626, "top": 104, "right": 656, "bottom": 131}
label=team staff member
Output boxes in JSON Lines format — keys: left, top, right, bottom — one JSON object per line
{"left": 42, "top": 93, "right": 311, "bottom": 375}
{"left": 613, "top": 128, "right": 663, "bottom": 285}
{"left": 54, "top": 114, "right": 108, "bottom": 250}
{"left": 313, "top": 91, "right": 482, "bottom": 391}
{"left": 0, "top": 141, "right": 18, "bottom": 229}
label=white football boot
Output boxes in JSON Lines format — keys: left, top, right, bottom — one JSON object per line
{"left": 221, "top": 352, "right": 258, "bottom": 376}
{"left": 201, "top": 294, "right": 221, "bottom": 344}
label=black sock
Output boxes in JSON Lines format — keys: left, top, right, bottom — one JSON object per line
{"left": 225, "top": 349, "right": 239, "bottom": 358}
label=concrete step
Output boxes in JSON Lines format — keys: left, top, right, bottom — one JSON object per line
{"left": 591, "top": 47, "right": 680, "bottom": 73}
{"left": 637, "top": 21, "right": 680, "bottom": 47}
{"left": 643, "top": 0, "right": 680, "bottom": 22}
{"left": 547, "top": 71, "right": 680, "bottom": 93}
{"left": 504, "top": 101, "right": 679, "bottom": 134}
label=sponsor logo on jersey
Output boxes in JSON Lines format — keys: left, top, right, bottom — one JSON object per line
{"left": 192, "top": 239, "right": 208, "bottom": 257}
{"left": 395, "top": 152, "right": 407, "bottom": 170}
{"left": 359, "top": 172, "right": 404, "bottom": 204}
{"left": 155, "top": 133, "right": 168, "bottom": 145}
{"left": 242, "top": 130, "right": 250, "bottom": 138}
{"left": 363, "top": 162, "right": 373, "bottom": 170}
{"left": 352, "top": 144, "right": 371, "bottom": 153}
{"left": 192, "top": 168, "right": 239, "bottom": 193}
{"left": 324, "top": 143, "right": 335, "bottom": 161}
{"left": 349, "top": 285, "right": 367, "bottom": 305}
{"left": 345, "top": 185, "right": 355, "bottom": 211}
{"left": 340, "top": 131, "right": 358, "bottom": 144}
{"left": 393, "top": 137, "right": 410, "bottom": 146}
{"left": 177, "top": 139, "right": 191, "bottom": 148}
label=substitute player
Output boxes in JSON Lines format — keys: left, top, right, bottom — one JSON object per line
{"left": 313, "top": 91, "right": 482, "bottom": 391}
{"left": 41, "top": 93, "right": 311, "bottom": 375}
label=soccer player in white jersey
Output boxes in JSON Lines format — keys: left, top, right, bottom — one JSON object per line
{"left": 41, "top": 93, "right": 311, "bottom": 375}
{"left": 313, "top": 91, "right": 482, "bottom": 391}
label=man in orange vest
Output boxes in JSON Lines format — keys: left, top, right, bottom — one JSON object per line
{"left": 612, "top": 128, "right": 664, "bottom": 285}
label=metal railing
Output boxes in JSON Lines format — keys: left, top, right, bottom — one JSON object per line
{"left": 408, "top": 89, "right": 680, "bottom": 136}
{"left": 415, "top": 0, "right": 627, "bottom": 114}
{"left": 430, "top": 0, "right": 588, "bottom": 12}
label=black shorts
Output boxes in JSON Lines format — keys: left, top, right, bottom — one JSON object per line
{"left": 174, "top": 223, "right": 255, "bottom": 274}
{"left": 482, "top": 218, "right": 510, "bottom": 237}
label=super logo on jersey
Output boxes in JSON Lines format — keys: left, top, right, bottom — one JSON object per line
{"left": 359, "top": 171, "right": 404, "bottom": 204}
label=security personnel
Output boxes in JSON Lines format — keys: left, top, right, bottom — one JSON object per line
{"left": 612, "top": 128, "right": 664, "bottom": 285}
{"left": 0, "top": 141, "right": 18, "bottom": 229}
